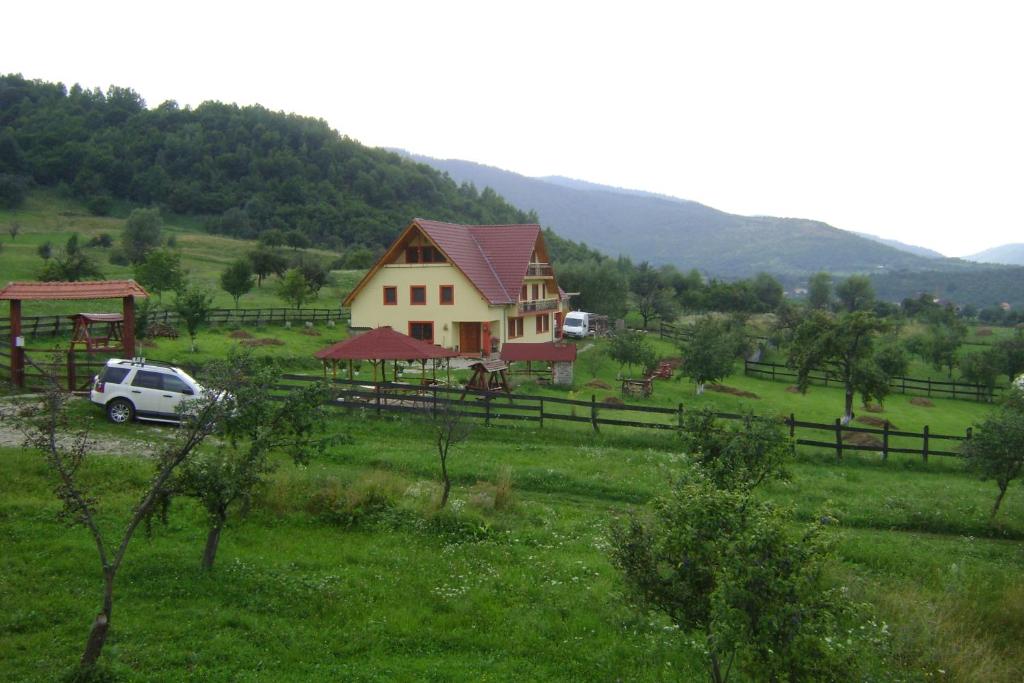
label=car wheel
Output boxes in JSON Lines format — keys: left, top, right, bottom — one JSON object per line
{"left": 106, "top": 398, "right": 135, "bottom": 424}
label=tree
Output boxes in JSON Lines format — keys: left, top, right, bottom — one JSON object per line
{"left": 907, "top": 319, "right": 966, "bottom": 378}
{"left": 121, "top": 208, "right": 163, "bottom": 264}
{"left": 964, "top": 390, "right": 1024, "bottom": 519}
{"left": 610, "top": 472, "right": 859, "bottom": 683}
{"left": 607, "top": 328, "right": 657, "bottom": 377}
{"left": 291, "top": 254, "right": 331, "bottom": 294}
{"left": 678, "top": 315, "right": 745, "bottom": 394}
{"left": 807, "top": 271, "right": 832, "bottom": 310}
{"left": 133, "top": 248, "right": 185, "bottom": 302}
{"left": 37, "top": 240, "right": 52, "bottom": 260}
{"left": 220, "top": 258, "right": 255, "bottom": 308}
{"left": 680, "top": 408, "right": 790, "bottom": 490}
{"left": 38, "top": 235, "right": 104, "bottom": 282}
{"left": 277, "top": 268, "right": 316, "bottom": 309}
{"left": 960, "top": 348, "right": 1003, "bottom": 401}
{"left": 248, "top": 247, "right": 288, "bottom": 287}
{"left": 631, "top": 262, "right": 677, "bottom": 329}
{"left": 7, "top": 220, "right": 20, "bottom": 240}
{"left": 834, "top": 275, "right": 874, "bottom": 312}
{"left": 994, "top": 332, "right": 1024, "bottom": 381}
{"left": 157, "top": 354, "right": 329, "bottom": 569}
{"left": 258, "top": 228, "right": 286, "bottom": 247}
{"left": 788, "top": 310, "right": 890, "bottom": 423}
{"left": 431, "top": 399, "right": 474, "bottom": 509}
{"left": 173, "top": 287, "right": 214, "bottom": 352}
{"left": 751, "top": 272, "right": 784, "bottom": 311}
{"left": 285, "top": 228, "right": 310, "bottom": 250}
{"left": 20, "top": 358, "right": 222, "bottom": 672}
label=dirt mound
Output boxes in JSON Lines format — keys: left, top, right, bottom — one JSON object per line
{"left": 706, "top": 384, "right": 760, "bottom": 399}
{"left": 910, "top": 397, "right": 934, "bottom": 407}
{"left": 785, "top": 385, "right": 802, "bottom": 394}
{"left": 229, "top": 329, "right": 254, "bottom": 339}
{"left": 585, "top": 379, "right": 612, "bottom": 389}
{"left": 975, "top": 327, "right": 993, "bottom": 337}
{"left": 844, "top": 432, "right": 883, "bottom": 448}
{"left": 147, "top": 322, "right": 178, "bottom": 339}
{"left": 856, "top": 415, "right": 894, "bottom": 429}
{"left": 602, "top": 396, "right": 624, "bottom": 406}
{"left": 862, "top": 403, "right": 884, "bottom": 413}
{"left": 241, "top": 338, "right": 285, "bottom": 347}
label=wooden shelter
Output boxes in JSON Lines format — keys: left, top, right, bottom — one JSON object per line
{"left": 0, "top": 280, "right": 149, "bottom": 389}
{"left": 314, "top": 326, "right": 458, "bottom": 384}
{"left": 500, "top": 341, "right": 577, "bottom": 385}
{"left": 462, "top": 359, "right": 511, "bottom": 397}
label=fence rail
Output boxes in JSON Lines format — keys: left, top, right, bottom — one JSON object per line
{"left": 744, "top": 359, "right": 1003, "bottom": 402}
{"left": 277, "top": 374, "right": 970, "bottom": 463}
{"left": 0, "top": 307, "right": 349, "bottom": 338}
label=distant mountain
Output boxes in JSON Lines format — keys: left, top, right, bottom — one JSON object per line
{"left": 963, "top": 243, "right": 1024, "bottom": 266}
{"left": 852, "top": 232, "right": 945, "bottom": 259}
{"left": 404, "top": 153, "right": 936, "bottom": 279}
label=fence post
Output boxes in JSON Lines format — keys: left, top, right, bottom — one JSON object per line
{"left": 677, "top": 403, "right": 684, "bottom": 431}
{"left": 834, "top": 418, "right": 843, "bottom": 463}
{"left": 927, "top": 378, "right": 932, "bottom": 398}
{"left": 539, "top": 398, "right": 544, "bottom": 428}
{"left": 591, "top": 394, "right": 599, "bottom": 433}
{"left": 922, "top": 425, "right": 929, "bottom": 462}
{"left": 431, "top": 385, "right": 437, "bottom": 419}
{"left": 485, "top": 394, "right": 492, "bottom": 426}
{"left": 789, "top": 412, "right": 795, "bottom": 439}
{"left": 882, "top": 421, "right": 889, "bottom": 462}
{"left": 375, "top": 384, "right": 381, "bottom": 416}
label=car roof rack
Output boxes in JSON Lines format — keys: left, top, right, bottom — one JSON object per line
{"left": 117, "top": 357, "right": 179, "bottom": 370}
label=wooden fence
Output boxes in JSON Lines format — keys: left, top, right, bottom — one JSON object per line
{"left": 278, "top": 374, "right": 970, "bottom": 462}
{"left": 0, "top": 307, "right": 349, "bottom": 338}
{"left": 744, "top": 359, "right": 1003, "bottom": 402}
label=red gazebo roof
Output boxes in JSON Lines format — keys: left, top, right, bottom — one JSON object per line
{"left": 314, "top": 326, "right": 459, "bottom": 361}
{"left": 0, "top": 280, "right": 149, "bottom": 301}
{"left": 500, "top": 342, "right": 578, "bottom": 363}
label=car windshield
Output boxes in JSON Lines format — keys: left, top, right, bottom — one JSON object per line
{"left": 565, "top": 316, "right": 583, "bottom": 325}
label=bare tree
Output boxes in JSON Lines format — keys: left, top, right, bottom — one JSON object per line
{"left": 431, "top": 398, "right": 474, "bottom": 508}
{"left": 20, "top": 357, "right": 221, "bottom": 671}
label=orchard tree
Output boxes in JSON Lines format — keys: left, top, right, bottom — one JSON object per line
{"left": 430, "top": 399, "right": 474, "bottom": 509}
{"left": 173, "top": 286, "right": 214, "bottom": 352}
{"left": 679, "top": 315, "right": 745, "bottom": 394}
{"left": 156, "top": 354, "right": 330, "bottom": 569}
{"left": 607, "top": 328, "right": 657, "bottom": 378}
{"left": 610, "top": 472, "right": 860, "bottom": 683}
{"left": 995, "top": 332, "right": 1024, "bottom": 381}
{"left": 807, "top": 271, "right": 832, "bottom": 310}
{"left": 631, "top": 261, "right": 677, "bottom": 329}
{"left": 960, "top": 348, "right": 1004, "bottom": 401}
{"left": 834, "top": 275, "right": 874, "bottom": 312}
{"left": 220, "top": 258, "right": 255, "bottom": 308}
{"left": 277, "top": 268, "right": 316, "bottom": 309}
{"left": 964, "top": 390, "right": 1024, "bottom": 519}
{"left": 248, "top": 246, "right": 288, "bottom": 287}
{"left": 19, "top": 358, "right": 222, "bottom": 672}
{"left": 133, "top": 248, "right": 185, "bottom": 301}
{"left": 37, "top": 240, "right": 52, "bottom": 260}
{"left": 7, "top": 220, "right": 20, "bottom": 240}
{"left": 680, "top": 408, "right": 791, "bottom": 490}
{"left": 38, "top": 235, "right": 103, "bottom": 282}
{"left": 121, "top": 208, "right": 163, "bottom": 264}
{"left": 788, "top": 310, "right": 890, "bottom": 423}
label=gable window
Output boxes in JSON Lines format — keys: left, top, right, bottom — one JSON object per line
{"left": 405, "top": 247, "right": 421, "bottom": 264}
{"left": 383, "top": 286, "right": 398, "bottom": 305}
{"left": 509, "top": 317, "right": 524, "bottom": 339}
{"left": 439, "top": 285, "right": 454, "bottom": 305}
{"left": 410, "top": 285, "right": 426, "bottom": 305}
{"left": 536, "top": 313, "right": 550, "bottom": 334}
{"left": 405, "top": 245, "right": 447, "bottom": 264}
{"left": 409, "top": 321, "right": 434, "bottom": 343}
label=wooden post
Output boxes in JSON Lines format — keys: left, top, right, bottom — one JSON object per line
{"left": 882, "top": 420, "right": 889, "bottom": 462}
{"left": 789, "top": 412, "right": 796, "bottom": 439}
{"left": 678, "top": 403, "right": 684, "bottom": 430}
{"left": 922, "top": 425, "right": 929, "bottom": 462}
{"left": 539, "top": 398, "right": 544, "bottom": 428}
{"left": 375, "top": 384, "right": 381, "bottom": 416}
{"left": 834, "top": 418, "right": 843, "bottom": 462}
{"left": 927, "top": 377, "right": 932, "bottom": 398}
{"left": 122, "top": 296, "right": 136, "bottom": 358}
{"left": 591, "top": 394, "right": 599, "bottom": 433}
{"left": 10, "top": 299, "right": 24, "bottom": 388}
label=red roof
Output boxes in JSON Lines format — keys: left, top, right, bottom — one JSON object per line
{"left": 0, "top": 280, "right": 149, "bottom": 301}
{"left": 314, "top": 326, "right": 459, "bottom": 361}
{"left": 500, "top": 342, "right": 578, "bottom": 363}
{"left": 415, "top": 219, "right": 541, "bottom": 305}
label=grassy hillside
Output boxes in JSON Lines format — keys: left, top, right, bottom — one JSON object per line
{"left": 1, "top": 398, "right": 1022, "bottom": 681}
{"left": 0, "top": 190, "right": 365, "bottom": 315}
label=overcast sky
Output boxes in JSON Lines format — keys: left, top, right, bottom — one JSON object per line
{"left": 4, "top": 1, "right": 1021, "bottom": 257}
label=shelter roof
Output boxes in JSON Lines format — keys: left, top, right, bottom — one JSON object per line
{"left": 500, "top": 342, "right": 578, "bottom": 363}
{"left": 314, "top": 326, "right": 459, "bottom": 361}
{"left": 470, "top": 359, "right": 508, "bottom": 372}
{"left": 68, "top": 313, "right": 124, "bottom": 322}
{"left": 0, "top": 280, "right": 149, "bottom": 301}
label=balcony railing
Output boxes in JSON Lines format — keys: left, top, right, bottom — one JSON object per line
{"left": 518, "top": 298, "right": 560, "bottom": 314}
{"left": 526, "top": 263, "right": 554, "bottom": 277}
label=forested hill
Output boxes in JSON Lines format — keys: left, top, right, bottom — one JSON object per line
{"left": 0, "top": 74, "right": 533, "bottom": 250}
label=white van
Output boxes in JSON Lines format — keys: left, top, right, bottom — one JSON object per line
{"left": 562, "top": 311, "right": 608, "bottom": 338}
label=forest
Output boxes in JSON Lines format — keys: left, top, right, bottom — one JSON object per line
{"left": 0, "top": 74, "right": 533, "bottom": 252}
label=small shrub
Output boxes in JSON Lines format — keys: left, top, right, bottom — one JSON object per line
{"left": 494, "top": 466, "right": 515, "bottom": 511}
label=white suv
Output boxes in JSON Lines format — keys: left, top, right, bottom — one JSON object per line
{"left": 90, "top": 358, "right": 204, "bottom": 424}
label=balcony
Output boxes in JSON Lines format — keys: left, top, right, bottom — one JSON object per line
{"left": 518, "top": 298, "right": 560, "bottom": 314}
{"left": 525, "top": 263, "right": 554, "bottom": 277}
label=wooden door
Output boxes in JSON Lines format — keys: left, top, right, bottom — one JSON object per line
{"left": 460, "top": 322, "right": 481, "bottom": 354}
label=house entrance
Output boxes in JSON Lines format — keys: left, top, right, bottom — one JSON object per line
{"left": 459, "top": 322, "right": 482, "bottom": 354}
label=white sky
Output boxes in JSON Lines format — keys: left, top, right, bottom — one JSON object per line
{"left": 4, "top": 0, "right": 1022, "bottom": 257}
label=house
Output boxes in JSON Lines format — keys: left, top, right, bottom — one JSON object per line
{"left": 343, "top": 218, "right": 570, "bottom": 355}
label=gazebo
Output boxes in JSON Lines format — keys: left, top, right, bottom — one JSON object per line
{"left": 0, "top": 280, "right": 149, "bottom": 389}
{"left": 501, "top": 341, "right": 577, "bottom": 386}
{"left": 314, "top": 326, "right": 459, "bottom": 384}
